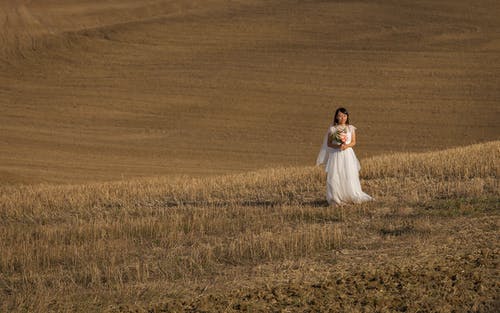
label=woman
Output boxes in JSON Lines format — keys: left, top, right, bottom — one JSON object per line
{"left": 316, "top": 107, "right": 372, "bottom": 205}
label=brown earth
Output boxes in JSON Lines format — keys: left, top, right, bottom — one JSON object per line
{"left": 1, "top": 0, "right": 499, "bottom": 185}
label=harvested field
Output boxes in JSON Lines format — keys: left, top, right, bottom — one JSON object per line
{"left": 1, "top": 142, "right": 498, "bottom": 312}
{"left": 1, "top": 0, "right": 499, "bottom": 184}
{"left": 1, "top": 1, "right": 499, "bottom": 311}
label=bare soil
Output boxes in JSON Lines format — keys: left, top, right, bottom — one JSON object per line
{"left": 1, "top": 0, "right": 499, "bottom": 185}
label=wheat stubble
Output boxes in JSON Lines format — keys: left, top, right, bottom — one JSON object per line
{"left": 0, "top": 0, "right": 499, "bottom": 184}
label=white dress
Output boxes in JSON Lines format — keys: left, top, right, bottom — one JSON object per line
{"left": 321, "top": 125, "right": 372, "bottom": 205}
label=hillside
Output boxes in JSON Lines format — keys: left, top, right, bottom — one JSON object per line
{"left": 1, "top": 0, "right": 500, "bottom": 185}
{"left": 1, "top": 141, "right": 498, "bottom": 312}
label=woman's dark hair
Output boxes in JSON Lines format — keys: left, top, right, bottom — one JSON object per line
{"left": 333, "top": 107, "right": 350, "bottom": 125}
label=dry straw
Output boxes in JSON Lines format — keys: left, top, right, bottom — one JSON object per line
{"left": 0, "top": 141, "right": 498, "bottom": 312}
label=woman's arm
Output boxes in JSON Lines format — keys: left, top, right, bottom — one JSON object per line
{"left": 341, "top": 131, "right": 356, "bottom": 150}
{"left": 327, "top": 134, "right": 341, "bottom": 149}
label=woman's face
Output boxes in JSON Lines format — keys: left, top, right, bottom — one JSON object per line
{"left": 336, "top": 112, "right": 348, "bottom": 124}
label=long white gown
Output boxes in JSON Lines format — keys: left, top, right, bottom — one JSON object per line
{"left": 317, "top": 124, "right": 372, "bottom": 205}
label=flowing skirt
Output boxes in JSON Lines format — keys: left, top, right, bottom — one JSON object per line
{"left": 325, "top": 148, "right": 372, "bottom": 205}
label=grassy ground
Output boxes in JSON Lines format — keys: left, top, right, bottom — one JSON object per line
{"left": 1, "top": 141, "right": 498, "bottom": 312}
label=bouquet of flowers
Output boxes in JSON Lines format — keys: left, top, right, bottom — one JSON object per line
{"left": 329, "top": 126, "right": 347, "bottom": 146}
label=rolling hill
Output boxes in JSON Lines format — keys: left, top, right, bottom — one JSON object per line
{"left": 1, "top": 0, "right": 499, "bottom": 185}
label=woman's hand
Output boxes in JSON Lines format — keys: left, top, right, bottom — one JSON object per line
{"left": 327, "top": 138, "right": 341, "bottom": 149}
{"left": 340, "top": 144, "right": 349, "bottom": 151}
{"left": 331, "top": 143, "right": 343, "bottom": 150}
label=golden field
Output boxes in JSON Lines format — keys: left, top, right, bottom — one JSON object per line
{"left": 1, "top": 0, "right": 499, "bottom": 184}
{"left": 1, "top": 141, "right": 499, "bottom": 312}
{"left": 1, "top": 0, "right": 500, "bottom": 312}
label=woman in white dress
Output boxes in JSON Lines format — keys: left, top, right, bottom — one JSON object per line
{"left": 316, "top": 107, "right": 372, "bottom": 205}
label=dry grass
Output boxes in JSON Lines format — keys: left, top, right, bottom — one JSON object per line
{"left": 1, "top": 1, "right": 499, "bottom": 310}
{"left": 1, "top": 141, "right": 498, "bottom": 312}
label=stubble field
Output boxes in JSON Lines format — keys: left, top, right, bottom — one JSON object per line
{"left": 1, "top": 141, "right": 499, "bottom": 312}
{"left": 1, "top": 0, "right": 499, "bottom": 184}
{"left": 1, "top": 1, "right": 499, "bottom": 312}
